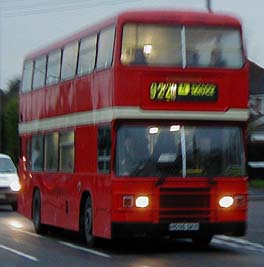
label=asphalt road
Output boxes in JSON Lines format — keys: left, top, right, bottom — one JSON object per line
{"left": 0, "top": 200, "right": 263, "bottom": 267}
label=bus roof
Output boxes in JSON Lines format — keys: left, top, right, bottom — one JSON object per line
{"left": 24, "top": 9, "right": 242, "bottom": 60}
{"left": 118, "top": 10, "right": 241, "bottom": 26}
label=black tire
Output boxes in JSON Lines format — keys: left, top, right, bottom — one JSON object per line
{"left": 32, "top": 190, "right": 47, "bottom": 234}
{"left": 81, "top": 197, "right": 96, "bottom": 247}
{"left": 192, "top": 234, "right": 213, "bottom": 249}
{"left": 11, "top": 202, "right": 17, "bottom": 211}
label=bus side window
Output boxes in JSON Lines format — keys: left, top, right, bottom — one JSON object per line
{"left": 44, "top": 133, "right": 59, "bottom": 172}
{"left": 26, "top": 138, "right": 31, "bottom": 170}
{"left": 59, "top": 131, "right": 75, "bottom": 173}
{"left": 98, "top": 126, "right": 111, "bottom": 173}
{"left": 96, "top": 26, "right": 115, "bottom": 70}
{"left": 21, "top": 60, "right": 33, "bottom": 93}
{"left": 32, "top": 56, "right": 47, "bottom": 89}
{"left": 77, "top": 35, "right": 97, "bottom": 76}
{"left": 61, "top": 42, "right": 79, "bottom": 81}
{"left": 31, "top": 135, "right": 44, "bottom": 171}
{"left": 46, "top": 49, "right": 62, "bottom": 86}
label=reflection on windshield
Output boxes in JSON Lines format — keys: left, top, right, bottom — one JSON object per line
{"left": 0, "top": 158, "right": 17, "bottom": 173}
{"left": 115, "top": 125, "right": 246, "bottom": 177}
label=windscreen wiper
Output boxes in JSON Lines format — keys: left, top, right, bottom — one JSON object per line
{"left": 155, "top": 175, "right": 167, "bottom": 187}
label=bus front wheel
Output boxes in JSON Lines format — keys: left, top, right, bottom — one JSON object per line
{"left": 81, "top": 197, "right": 96, "bottom": 247}
{"left": 32, "top": 190, "right": 47, "bottom": 234}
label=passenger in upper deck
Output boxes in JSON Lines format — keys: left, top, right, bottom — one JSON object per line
{"left": 209, "top": 48, "right": 226, "bottom": 67}
{"left": 186, "top": 50, "right": 200, "bottom": 67}
{"left": 130, "top": 48, "right": 147, "bottom": 65}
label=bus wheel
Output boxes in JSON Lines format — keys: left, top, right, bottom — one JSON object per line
{"left": 32, "top": 191, "right": 47, "bottom": 234}
{"left": 11, "top": 202, "right": 17, "bottom": 211}
{"left": 192, "top": 234, "right": 213, "bottom": 249}
{"left": 82, "top": 197, "right": 96, "bottom": 247}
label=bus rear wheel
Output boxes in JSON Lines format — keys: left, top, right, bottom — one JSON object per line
{"left": 11, "top": 202, "right": 17, "bottom": 211}
{"left": 32, "top": 190, "right": 47, "bottom": 234}
{"left": 81, "top": 197, "right": 97, "bottom": 247}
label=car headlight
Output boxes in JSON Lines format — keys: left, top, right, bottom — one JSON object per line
{"left": 10, "top": 181, "right": 21, "bottom": 192}
{"left": 219, "top": 196, "right": 234, "bottom": 208}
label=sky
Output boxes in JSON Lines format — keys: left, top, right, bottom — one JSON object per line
{"left": 0, "top": 0, "right": 263, "bottom": 90}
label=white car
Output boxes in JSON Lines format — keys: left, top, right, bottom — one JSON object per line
{"left": 0, "top": 153, "right": 20, "bottom": 211}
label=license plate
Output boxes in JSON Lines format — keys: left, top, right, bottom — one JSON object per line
{"left": 0, "top": 193, "right": 6, "bottom": 199}
{"left": 169, "top": 223, "right": 200, "bottom": 231}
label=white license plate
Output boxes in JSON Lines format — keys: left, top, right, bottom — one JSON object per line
{"left": 0, "top": 193, "right": 6, "bottom": 199}
{"left": 169, "top": 223, "right": 200, "bottom": 231}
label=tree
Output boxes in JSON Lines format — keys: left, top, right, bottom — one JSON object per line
{"left": 2, "top": 78, "right": 20, "bottom": 164}
{"left": 7, "top": 79, "right": 20, "bottom": 95}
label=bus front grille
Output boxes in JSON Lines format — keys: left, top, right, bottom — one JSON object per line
{"left": 159, "top": 187, "right": 210, "bottom": 223}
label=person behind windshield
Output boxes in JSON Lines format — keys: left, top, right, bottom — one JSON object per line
{"left": 197, "top": 132, "right": 222, "bottom": 176}
{"left": 153, "top": 130, "right": 179, "bottom": 161}
{"left": 152, "top": 129, "right": 182, "bottom": 175}
{"left": 118, "top": 131, "right": 149, "bottom": 176}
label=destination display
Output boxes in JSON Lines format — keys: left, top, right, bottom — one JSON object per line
{"left": 149, "top": 82, "right": 218, "bottom": 102}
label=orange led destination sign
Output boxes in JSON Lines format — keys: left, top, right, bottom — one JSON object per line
{"left": 149, "top": 82, "right": 218, "bottom": 101}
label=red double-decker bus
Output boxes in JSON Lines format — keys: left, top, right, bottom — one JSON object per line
{"left": 18, "top": 10, "right": 249, "bottom": 247}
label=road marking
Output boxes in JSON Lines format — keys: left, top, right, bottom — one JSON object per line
{"left": 9, "top": 226, "right": 44, "bottom": 238}
{"left": 212, "top": 239, "right": 241, "bottom": 249}
{"left": 10, "top": 226, "right": 111, "bottom": 258}
{"left": 59, "top": 241, "right": 111, "bottom": 258}
{"left": 11, "top": 225, "right": 264, "bottom": 256}
{"left": 213, "top": 236, "right": 264, "bottom": 253}
{"left": 0, "top": 244, "right": 38, "bottom": 262}
{"left": 215, "top": 235, "right": 264, "bottom": 249}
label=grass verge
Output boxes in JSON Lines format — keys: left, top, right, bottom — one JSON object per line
{"left": 249, "top": 179, "right": 264, "bottom": 188}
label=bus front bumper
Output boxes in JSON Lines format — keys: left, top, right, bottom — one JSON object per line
{"left": 111, "top": 221, "right": 246, "bottom": 239}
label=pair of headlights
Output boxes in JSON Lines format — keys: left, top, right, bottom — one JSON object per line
{"left": 123, "top": 195, "right": 245, "bottom": 209}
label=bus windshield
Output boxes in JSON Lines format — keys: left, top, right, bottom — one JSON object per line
{"left": 115, "top": 125, "right": 246, "bottom": 177}
{"left": 121, "top": 24, "right": 243, "bottom": 68}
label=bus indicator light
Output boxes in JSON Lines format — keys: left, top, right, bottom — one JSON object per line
{"left": 123, "top": 196, "right": 133, "bottom": 208}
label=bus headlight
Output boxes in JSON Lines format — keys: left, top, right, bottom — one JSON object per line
{"left": 10, "top": 181, "right": 21, "bottom": 192}
{"left": 135, "top": 196, "right": 149, "bottom": 208}
{"left": 219, "top": 196, "right": 234, "bottom": 208}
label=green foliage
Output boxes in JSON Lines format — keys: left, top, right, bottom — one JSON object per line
{"left": 1, "top": 78, "right": 20, "bottom": 165}
{"left": 7, "top": 79, "right": 20, "bottom": 96}
{"left": 249, "top": 179, "right": 264, "bottom": 188}
{"left": 2, "top": 96, "right": 19, "bottom": 164}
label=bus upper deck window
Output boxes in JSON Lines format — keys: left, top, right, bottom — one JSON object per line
{"left": 121, "top": 24, "right": 182, "bottom": 67}
{"left": 185, "top": 27, "right": 243, "bottom": 69}
{"left": 121, "top": 24, "right": 243, "bottom": 69}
